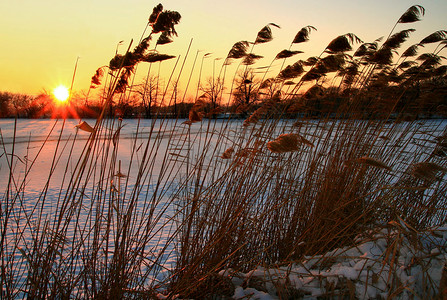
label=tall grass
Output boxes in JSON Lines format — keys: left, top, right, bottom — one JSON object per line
{"left": 1, "top": 3, "right": 446, "bottom": 299}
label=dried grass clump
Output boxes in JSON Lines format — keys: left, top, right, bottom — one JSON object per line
{"left": 222, "top": 223, "right": 446, "bottom": 299}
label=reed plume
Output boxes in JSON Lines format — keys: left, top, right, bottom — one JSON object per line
{"left": 325, "top": 33, "right": 363, "bottom": 54}
{"left": 221, "top": 147, "right": 234, "bottom": 159}
{"left": 383, "top": 29, "right": 415, "bottom": 49}
{"left": 275, "top": 50, "right": 303, "bottom": 60}
{"left": 242, "top": 53, "right": 264, "bottom": 65}
{"left": 420, "top": 30, "right": 447, "bottom": 45}
{"left": 267, "top": 133, "right": 313, "bottom": 153}
{"left": 183, "top": 99, "right": 206, "bottom": 125}
{"left": 303, "top": 56, "right": 319, "bottom": 66}
{"left": 156, "top": 31, "right": 173, "bottom": 45}
{"left": 320, "top": 54, "right": 346, "bottom": 72}
{"left": 148, "top": 3, "right": 163, "bottom": 23}
{"left": 106, "top": 3, "right": 181, "bottom": 95}
{"left": 188, "top": 109, "right": 203, "bottom": 123}
{"left": 356, "top": 156, "right": 392, "bottom": 171}
{"left": 401, "top": 44, "right": 421, "bottom": 58}
{"left": 227, "top": 41, "right": 250, "bottom": 59}
{"left": 398, "top": 5, "right": 425, "bottom": 24}
{"left": 417, "top": 53, "right": 444, "bottom": 68}
{"left": 277, "top": 62, "right": 304, "bottom": 80}
{"left": 397, "top": 60, "right": 417, "bottom": 69}
{"left": 74, "top": 121, "right": 95, "bottom": 133}
{"left": 292, "top": 25, "right": 317, "bottom": 44}
{"left": 151, "top": 10, "right": 181, "bottom": 36}
{"left": 412, "top": 162, "right": 447, "bottom": 182}
{"left": 353, "top": 41, "right": 379, "bottom": 58}
{"left": 255, "top": 23, "right": 280, "bottom": 44}
{"left": 142, "top": 53, "right": 176, "bottom": 63}
{"left": 90, "top": 67, "right": 104, "bottom": 87}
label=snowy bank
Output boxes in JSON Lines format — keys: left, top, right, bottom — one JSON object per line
{"left": 169, "top": 222, "right": 447, "bottom": 299}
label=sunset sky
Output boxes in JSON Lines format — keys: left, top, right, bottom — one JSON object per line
{"left": 1, "top": 0, "right": 446, "bottom": 101}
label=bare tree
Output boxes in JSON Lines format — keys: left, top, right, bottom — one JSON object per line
{"left": 0, "top": 92, "right": 11, "bottom": 117}
{"left": 233, "top": 69, "right": 260, "bottom": 106}
{"left": 11, "top": 93, "right": 34, "bottom": 117}
{"left": 199, "top": 76, "right": 224, "bottom": 109}
{"left": 137, "top": 75, "right": 159, "bottom": 118}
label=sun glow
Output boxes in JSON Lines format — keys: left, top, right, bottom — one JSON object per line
{"left": 53, "top": 85, "right": 70, "bottom": 103}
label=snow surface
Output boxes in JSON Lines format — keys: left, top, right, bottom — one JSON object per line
{"left": 217, "top": 223, "right": 446, "bottom": 299}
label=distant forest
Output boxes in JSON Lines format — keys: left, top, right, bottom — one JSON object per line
{"left": 1, "top": 77, "right": 446, "bottom": 120}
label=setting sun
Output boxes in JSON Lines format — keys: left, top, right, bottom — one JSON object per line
{"left": 53, "top": 85, "right": 69, "bottom": 102}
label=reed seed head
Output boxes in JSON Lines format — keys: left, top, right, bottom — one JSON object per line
{"left": 255, "top": 23, "right": 280, "bottom": 44}
{"left": 325, "top": 33, "right": 363, "bottom": 54}
{"left": 75, "top": 121, "right": 95, "bottom": 133}
{"left": 157, "top": 32, "right": 173, "bottom": 45}
{"left": 356, "top": 156, "right": 392, "bottom": 171}
{"left": 227, "top": 41, "right": 250, "bottom": 59}
{"left": 278, "top": 62, "right": 304, "bottom": 80}
{"left": 293, "top": 25, "right": 316, "bottom": 44}
{"left": 221, "top": 147, "right": 234, "bottom": 159}
{"left": 398, "top": 5, "right": 425, "bottom": 24}
{"left": 275, "top": 50, "right": 303, "bottom": 60}
{"left": 267, "top": 133, "right": 313, "bottom": 153}
{"left": 149, "top": 3, "right": 163, "bottom": 24}
{"left": 412, "top": 162, "right": 446, "bottom": 182}
{"left": 143, "top": 53, "right": 176, "bottom": 63}
{"left": 151, "top": 10, "right": 181, "bottom": 36}
{"left": 90, "top": 67, "right": 104, "bottom": 88}
{"left": 383, "top": 29, "right": 415, "bottom": 50}
{"left": 242, "top": 53, "right": 264, "bottom": 65}
{"left": 189, "top": 109, "right": 203, "bottom": 123}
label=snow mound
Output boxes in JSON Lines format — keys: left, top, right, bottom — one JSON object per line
{"left": 221, "top": 223, "right": 447, "bottom": 299}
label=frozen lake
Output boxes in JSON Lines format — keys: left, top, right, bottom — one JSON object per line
{"left": 1, "top": 117, "right": 446, "bottom": 297}
{"left": 0, "top": 117, "right": 249, "bottom": 295}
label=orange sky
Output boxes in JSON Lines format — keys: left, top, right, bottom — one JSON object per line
{"left": 1, "top": 0, "right": 446, "bottom": 101}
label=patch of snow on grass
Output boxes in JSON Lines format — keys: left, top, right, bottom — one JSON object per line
{"left": 225, "top": 223, "right": 446, "bottom": 299}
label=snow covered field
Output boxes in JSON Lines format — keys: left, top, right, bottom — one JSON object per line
{"left": 1, "top": 118, "right": 446, "bottom": 298}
